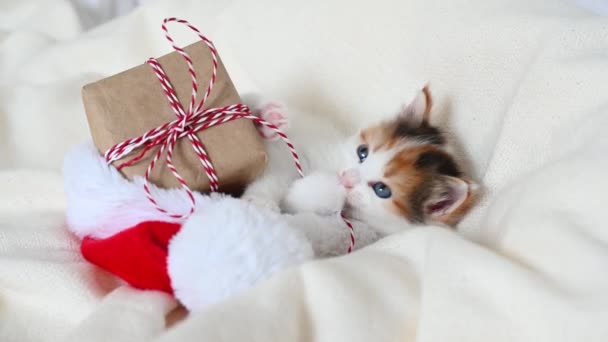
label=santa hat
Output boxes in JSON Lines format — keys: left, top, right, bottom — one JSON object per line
{"left": 63, "top": 143, "right": 313, "bottom": 311}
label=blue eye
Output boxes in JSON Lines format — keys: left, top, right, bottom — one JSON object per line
{"left": 372, "top": 182, "right": 392, "bottom": 199}
{"left": 357, "top": 145, "right": 369, "bottom": 162}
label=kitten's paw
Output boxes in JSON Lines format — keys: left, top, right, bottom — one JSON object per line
{"left": 242, "top": 195, "right": 281, "bottom": 213}
{"left": 283, "top": 172, "right": 346, "bottom": 216}
{"left": 255, "top": 101, "right": 289, "bottom": 141}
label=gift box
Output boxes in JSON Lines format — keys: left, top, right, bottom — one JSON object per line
{"left": 82, "top": 39, "right": 267, "bottom": 195}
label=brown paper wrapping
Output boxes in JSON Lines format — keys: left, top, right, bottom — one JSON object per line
{"left": 82, "top": 41, "right": 267, "bottom": 195}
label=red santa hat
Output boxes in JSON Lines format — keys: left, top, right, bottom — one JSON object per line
{"left": 63, "top": 143, "right": 313, "bottom": 311}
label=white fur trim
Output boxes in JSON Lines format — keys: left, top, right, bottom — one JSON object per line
{"left": 62, "top": 142, "right": 213, "bottom": 239}
{"left": 167, "top": 196, "right": 314, "bottom": 312}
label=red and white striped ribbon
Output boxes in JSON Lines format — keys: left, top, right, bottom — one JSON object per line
{"left": 104, "top": 17, "right": 355, "bottom": 253}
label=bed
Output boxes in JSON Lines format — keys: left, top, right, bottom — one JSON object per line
{"left": 1, "top": 0, "right": 607, "bottom": 341}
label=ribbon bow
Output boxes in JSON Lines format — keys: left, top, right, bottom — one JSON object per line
{"left": 103, "top": 18, "right": 355, "bottom": 252}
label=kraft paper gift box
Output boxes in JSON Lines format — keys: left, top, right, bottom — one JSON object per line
{"left": 82, "top": 41, "right": 267, "bottom": 194}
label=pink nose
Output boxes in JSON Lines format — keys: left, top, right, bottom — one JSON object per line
{"left": 339, "top": 169, "right": 360, "bottom": 189}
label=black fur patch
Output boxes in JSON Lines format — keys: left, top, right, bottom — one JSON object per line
{"left": 415, "top": 151, "right": 461, "bottom": 177}
{"left": 393, "top": 121, "right": 445, "bottom": 145}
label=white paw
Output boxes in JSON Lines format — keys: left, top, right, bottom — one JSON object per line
{"left": 254, "top": 101, "right": 289, "bottom": 141}
{"left": 283, "top": 172, "right": 346, "bottom": 215}
{"left": 241, "top": 195, "right": 281, "bottom": 213}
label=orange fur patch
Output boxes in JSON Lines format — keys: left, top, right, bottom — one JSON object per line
{"left": 382, "top": 146, "right": 436, "bottom": 221}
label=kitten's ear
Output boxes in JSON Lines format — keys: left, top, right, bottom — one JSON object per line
{"left": 424, "top": 176, "right": 477, "bottom": 226}
{"left": 400, "top": 85, "right": 433, "bottom": 126}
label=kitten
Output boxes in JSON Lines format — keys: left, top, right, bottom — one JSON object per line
{"left": 242, "top": 87, "right": 477, "bottom": 254}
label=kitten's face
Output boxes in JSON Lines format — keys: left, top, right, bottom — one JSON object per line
{"left": 338, "top": 87, "right": 476, "bottom": 234}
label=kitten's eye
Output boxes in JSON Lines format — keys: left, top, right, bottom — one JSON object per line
{"left": 371, "top": 182, "right": 392, "bottom": 199}
{"left": 357, "top": 145, "right": 369, "bottom": 162}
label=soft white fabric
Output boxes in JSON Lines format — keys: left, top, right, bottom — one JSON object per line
{"left": 1, "top": 0, "right": 608, "bottom": 341}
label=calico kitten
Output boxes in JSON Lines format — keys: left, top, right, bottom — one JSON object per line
{"left": 243, "top": 86, "right": 477, "bottom": 242}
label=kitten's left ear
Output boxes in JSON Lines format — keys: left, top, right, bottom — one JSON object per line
{"left": 424, "top": 176, "right": 477, "bottom": 227}
{"left": 400, "top": 85, "right": 433, "bottom": 126}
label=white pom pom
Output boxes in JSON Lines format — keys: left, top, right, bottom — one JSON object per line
{"left": 167, "top": 196, "right": 313, "bottom": 312}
